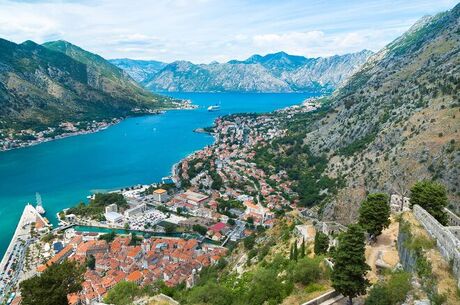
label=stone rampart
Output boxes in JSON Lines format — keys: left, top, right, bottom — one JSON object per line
{"left": 413, "top": 205, "right": 460, "bottom": 285}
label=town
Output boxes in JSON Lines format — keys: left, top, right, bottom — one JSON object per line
{"left": 0, "top": 100, "right": 322, "bottom": 305}
{"left": 1, "top": 99, "right": 459, "bottom": 305}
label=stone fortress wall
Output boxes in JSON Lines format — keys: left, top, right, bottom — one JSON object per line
{"left": 413, "top": 204, "right": 460, "bottom": 286}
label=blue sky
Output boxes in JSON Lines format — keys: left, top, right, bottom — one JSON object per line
{"left": 0, "top": 0, "right": 457, "bottom": 63}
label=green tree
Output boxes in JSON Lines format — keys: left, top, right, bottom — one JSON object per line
{"left": 104, "top": 281, "right": 140, "bottom": 305}
{"left": 187, "top": 282, "right": 234, "bottom": 305}
{"left": 293, "top": 241, "right": 298, "bottom": 261}
{"left": 192, "top": 224, "right": 208, "bottom": 235}
{"left": 365, "top": 271, "right": 411, "bottom": 305}
{"left": 20, "top": 260, "right": 84, "bottom": 305}
{"left": 99, "top": 230, "right": 116, "bottom": 242}
{"left": 164, "top": 222, "right": 176, "bottom": 234}
{"left": 314, "top": 231, "right": 329, "bottom": 255}
{"left": 243, "top": 268, "right": 291, "bottom": 305}
{"left": 358, "top": 193, "right": 391, "bottom": 239}
{"left": 410, "top": 180, "right": 448, "bottom": 225}
{"left": 331, "top": 224, "right": 370, "bottom": 305}
{"left": 300, "top": 238, "right": 306, "bottom": 258}
{"left": 243, "top": 235, "right": 256, "bottom": 250}
{"left": 86, "top": 254, "right": 96, "bottom": 270}
{"left": 129, "top": 232, "right": 141, "bottom": 246}
{"left": 289, "top": 257, "right": 323, "bottom": 285}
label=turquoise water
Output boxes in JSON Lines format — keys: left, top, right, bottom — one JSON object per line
{"left": 0, "top": 92, "right": 317, "bottom": 258}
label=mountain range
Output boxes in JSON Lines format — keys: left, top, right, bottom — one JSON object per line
{"left": 0, "top": 39, "right": 172, "bottom": 130}
{"left": 282, "top": 3, "right": 460, "bottom": 221}
{"left": 110, "top": 50, "right": 373, "bottom": 93}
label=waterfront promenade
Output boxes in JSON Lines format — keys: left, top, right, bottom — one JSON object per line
{"left": 0, "top": 204, "right": 46, "bottom": 302}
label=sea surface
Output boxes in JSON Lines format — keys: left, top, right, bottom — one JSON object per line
{"left": 0, "top": 92, "right": 317, "bottom": 258}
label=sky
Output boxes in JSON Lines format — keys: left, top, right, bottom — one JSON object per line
{"left": 0, "top": 0, "right": 458, "bottom": 63}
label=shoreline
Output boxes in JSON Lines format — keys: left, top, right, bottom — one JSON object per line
{"left": 0, "top": 93, "right": 313, "bottom": 257}
{"left": 0, "top": 104, "right": 197, "bottom": 153}
{"left": 0, "top": 121, "right": 119, "bottom": 153}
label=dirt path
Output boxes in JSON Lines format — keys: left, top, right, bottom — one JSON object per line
{"left": 365, "top": 217, "right": 400, "bottom": 283}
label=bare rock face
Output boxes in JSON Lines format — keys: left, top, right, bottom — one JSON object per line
{"left": 112, "top": 50, "right": 373, "bottom": 93}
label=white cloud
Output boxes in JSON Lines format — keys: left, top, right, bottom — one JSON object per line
{"left": 0, "top": 0, "right": 457, "bottom": 63}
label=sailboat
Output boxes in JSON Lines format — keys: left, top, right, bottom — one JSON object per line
{"left": 35, "top": 192, "right": 45, "bottom": 215}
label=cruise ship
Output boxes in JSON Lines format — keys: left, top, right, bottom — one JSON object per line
{"left": 207, "top": 105, "right": 220, "bottom": 112}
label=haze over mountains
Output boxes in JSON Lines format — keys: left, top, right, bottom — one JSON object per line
{"left": 110, "top": 50, "right": 373, "bottom": 93}
{"left": 0, "top": 39, "right": 172, "bottom": 130}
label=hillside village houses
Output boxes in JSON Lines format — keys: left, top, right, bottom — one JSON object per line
{"left": 35, "top": 231, "right": 227, "bottom": 305}
{"left": 28, "top": 179, "right": 290, "bottom": 305}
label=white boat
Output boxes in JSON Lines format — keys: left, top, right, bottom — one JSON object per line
{"left": 207, "top": 105, "right": 220, "bottom": 111}
{"left": 35, "top": 192, "right": 45, "bottom": 215}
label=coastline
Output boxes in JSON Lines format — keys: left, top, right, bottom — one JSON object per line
{"left": 0, "top": 92, "right": 312, "bottom": 259}
{"left": 0, "top": 120, "right": 121, "bottom": 153}
{"left": 0, "top": 104, "right": 198, "bottom": 153}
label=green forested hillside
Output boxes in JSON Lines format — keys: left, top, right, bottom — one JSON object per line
{"left": 0, "top": 39, "right": 172, "bottom": 130}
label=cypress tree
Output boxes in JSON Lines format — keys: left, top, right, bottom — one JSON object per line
{"left": 300, "top": 238, "right": 305, "bottom": 258}
{"left": 293, "top": 240, "right": 298, "bottom": 261}
{"left": 331, "top": 224, "right": 370, "bottom": 305}
{"left": 314, "top": 232, "right": 329, "bottom": 255}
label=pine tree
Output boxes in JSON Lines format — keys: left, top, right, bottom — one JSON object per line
{"left": 358, "top": 193, "right": 391, "bottom": 240}
{"left": 331, "top": 224, "right": 370, "bottom": 305}
{"left": 289, "top": 243, "right": 294, "bottom": 260}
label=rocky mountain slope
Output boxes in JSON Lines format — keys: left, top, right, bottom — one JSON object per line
{"left": 178, "top": 3, "right": 459, "bottom": 225}
{"left": 281, "top": 4, "right": 460, "bottom": 222}
{"left": 0, "top": 39, "right": 172, "bottom": 130}
{"left": 111, "top": 50, "right": 372, "bottom": 93}
{"left": 108, "top": 58, "right": 167, "bottom": 83}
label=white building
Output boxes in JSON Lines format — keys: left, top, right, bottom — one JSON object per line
{"left": 105, "top": 203, "right": 118, "bottom": 214}
{"left": 153, "top": 189, "right": 169, "bottom": 203}
{"left": 105, "top": 211, "right": 123, "bottom": 224}
{"left": 124, "top": 203, "right": 147, "bottom": 218}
